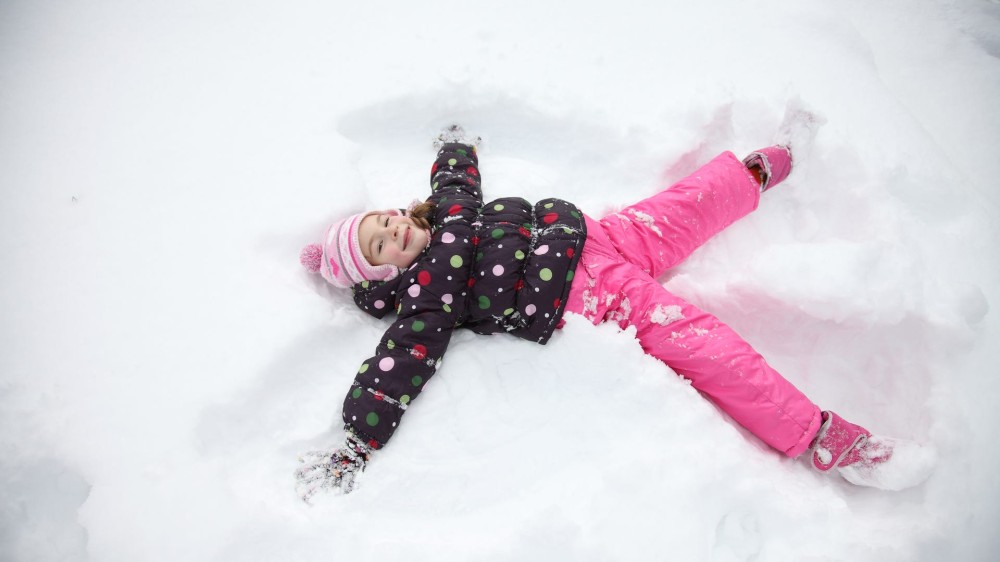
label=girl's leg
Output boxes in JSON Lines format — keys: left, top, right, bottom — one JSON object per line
{"left": 611, "top": 267, "right": 822, "bottom": 457}
{"left": 599, "top": 151, "right": 761, "bottom": 277}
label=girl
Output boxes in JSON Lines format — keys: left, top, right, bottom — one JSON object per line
{"left": 295, "top": 126, "right": 934, "bottom": 499}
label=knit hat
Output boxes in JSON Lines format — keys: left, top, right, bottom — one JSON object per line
{"left": 300, "top": 209, "right": 403, "bottom": 288}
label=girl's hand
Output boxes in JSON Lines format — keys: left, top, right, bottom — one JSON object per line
{"left": 294, "top": 431, "right": 372, "bottom": 501}
{"left": 433, "top": 124, "right": 481, "bottom": 149}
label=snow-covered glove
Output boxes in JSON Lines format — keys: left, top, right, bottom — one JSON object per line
{"left": 433, "top": 124, "right": 481, "bottom": 149}
{"left": 294, "top": 430, "right": 372, "bottom": 502}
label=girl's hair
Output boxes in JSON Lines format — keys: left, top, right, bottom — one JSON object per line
{"left": 409, "top": 201, "right": 436, "bottom": 230}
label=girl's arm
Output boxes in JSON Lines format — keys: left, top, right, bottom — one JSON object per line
{"left": 343, "top": 141, "right": 482, "bottom": 449}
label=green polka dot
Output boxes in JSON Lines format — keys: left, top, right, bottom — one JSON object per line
{"left": 456, "top": 148, "right": 467, "bottom": 156}
{"left": 491, "top": 228, "right": 504, "bottom": 239}
{"left": 366, "top": 412, "right": 379, "bottom": 426}
{"left": 478, "top": 295, "right": 491, "bottom": 309}
{"left": 476, "top": 252, "right": 484, "bottom": 262}
{"left": 401, "top": 395, "right": 410, "bottom": 404}
{"left": 443, "top": 303, "right": 451, "bottom": 313}
{"left": 494, "top": 203, "right": 504, "bottom": 211}
{"left": 515, "top": 250, "right": 525, "bottom": 260}
{"left": 352, "top": 388, "right": 363, "bottom": 399}
{"left": 432, "top": 181, "right": 439, "bottom": 191}
{"left": 570, "top": 210, "right": 581, "bottom": 219}
{"left": 522, "top": 223, "right": 532, "bottom": 229}
{"left": 387, "top": 340, "right": 395, "bottom": 350}
{"left": 563, "top": 227, "right": 573, "bottom": 234}
{"left": 566, "top": 270, "right": 575, "bottom": 282}
{"left": 412, "top": 320, "right": 425, "bottom": 332}
{"left": 359, "top": 363, "right": 369, "bottom": 374}
{"left": 503, "top": 308, "right": 515, "bottom": 316}
{"left": 450, "top": 255, "right": 463, "bottom": 268}
{"left": 411, "top": 375, "right": 423, "bottom": 386}
{"left": 448, "top": 158, "right": 457, "bottom": 166}
{"left": 539, "top": 268, "right": 553, "bottom": 281}
{"left": 544, "top": 202, "right": 554, "bottom": 209}
{"left": 361, "top": 281, "right": 369, "bottom": 288}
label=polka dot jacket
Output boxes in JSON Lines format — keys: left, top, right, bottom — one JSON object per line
{"left": 344, "top": 143, "right": 587, "bottom": 449}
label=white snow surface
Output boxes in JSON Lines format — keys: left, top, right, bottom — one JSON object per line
{"left": 2, "top": 0, "right": 999, "bottom": 560}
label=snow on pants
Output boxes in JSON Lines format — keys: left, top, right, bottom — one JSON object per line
{"left": 564, "top": 151, "right": 822, "bottom": 457}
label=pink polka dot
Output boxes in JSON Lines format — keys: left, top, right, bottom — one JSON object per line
{"left": 442, "top": 294, "right": 453, "bottom": 304}
{"left": 534, "top": 245, "right": 549, "bottom": 255}
{"left": 408, "top": 284, "right": 421, "bottom": 298}
{"left": 379, "top": 357, "right": 394, "bottom": 371}
{"left": 492, "top": 265, "right": 504, "bottom": 276}
{"left": 525, "top": 304, "right": 537, "bottom": 316}
{"left": 374, "top": 300, "right": 385, "bottom": 309}
{"left": 442, "top": 232, "right": 456, "bottom": 244}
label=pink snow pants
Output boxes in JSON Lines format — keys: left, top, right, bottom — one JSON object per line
{"left": 564, "top": 151, "right": 822, "bottom": 457}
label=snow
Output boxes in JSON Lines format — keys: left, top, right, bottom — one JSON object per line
{"left": 2, "top": 0, "right": 999, "bottom": 560}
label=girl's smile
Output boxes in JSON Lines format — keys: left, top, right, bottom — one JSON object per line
{"left": 358, "top": 213, "right": 429, "bottom": 270}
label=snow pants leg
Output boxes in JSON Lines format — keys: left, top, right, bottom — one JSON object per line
{"left": 565, "top": 152, "right": 822, "bottom": 457}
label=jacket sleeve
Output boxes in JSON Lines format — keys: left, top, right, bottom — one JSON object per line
{"left": 342, "top": 142, "right": 481, "bottom": 449}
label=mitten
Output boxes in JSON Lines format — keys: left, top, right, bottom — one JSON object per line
{"left": 433, "top": 124, "right": 481, "bottom": 149}
{"left": 294, "top": 430, "right": 372, "bottom": 501}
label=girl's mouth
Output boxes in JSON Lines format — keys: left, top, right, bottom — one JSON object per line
{"left": 403, "top": 227, "right": 410, "bottom": 250}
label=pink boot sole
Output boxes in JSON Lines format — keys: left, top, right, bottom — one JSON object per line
{"left": 742, "top": 145, "right": 792, "bottom": 192}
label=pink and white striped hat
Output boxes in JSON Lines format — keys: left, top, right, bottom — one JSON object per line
{"left": 300, "top": 209, "right": 403, "bottom": 288}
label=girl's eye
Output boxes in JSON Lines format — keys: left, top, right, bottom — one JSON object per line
{"left": 384, "top": 217, "right": 390, "bottom": 227}
{"left": 377, "top": 241, "right": 383, "bottom": 254}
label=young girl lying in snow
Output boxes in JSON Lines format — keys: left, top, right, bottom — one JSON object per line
{"left": 295, "top": 125, "right": 934, "bottom": 500}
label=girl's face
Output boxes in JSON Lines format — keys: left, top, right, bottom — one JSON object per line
{"left": 358, "top": 213, "right": 430, "bottom": 270}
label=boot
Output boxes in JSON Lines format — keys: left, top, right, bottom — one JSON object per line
{"left": 810, "top": 410, "right": 936, "bottom": 491}
{"left": 742, "top": 145, "right": 792, "bottom": 192}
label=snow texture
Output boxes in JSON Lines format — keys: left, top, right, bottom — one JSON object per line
{"left": 1, "top": 0, "right": 999, "bottom": 561}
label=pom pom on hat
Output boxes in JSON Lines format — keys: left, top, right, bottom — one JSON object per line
{"left": 300, "top": 244, "right": 323, "bottom": 273}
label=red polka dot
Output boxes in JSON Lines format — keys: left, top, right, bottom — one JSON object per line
{"left": 514, "top": 279, "right": 524, "bottom": 291}
{"left": 466, "top": 166, "right": 478, "bottom": 177}
{"left": 471, "top": 236, "right": 480, "bottom": 246}
{"left": 553, "top": 298, "right": 561, "bottom": 309}
{"left": 467, "top": 278, "right": 476, "bottom": 287}
{"left": 374, "top": 391, "right": 384, "bottom": 401}
{"left": 567, "top": 248, "right": 574, "bottom": 258}
{"left": 543, "top": 213, "right": 558, "bottom": 224}
{"left": 448, "top": 204, "right": 462, "bottom": 215}
{"left": 519, "top": 227, "right": 531, "bottom": 237}
{"left": 431, "top": 163, "right": 438, "bottom": 175}
{"left": 368, "top": 439, "right": 379, "bottom": 449}
{"left": 411, "top": 344, "right": 427, "bottom": 360}
{"left": 418, "top": 271, "right": 431, "bottom": 286}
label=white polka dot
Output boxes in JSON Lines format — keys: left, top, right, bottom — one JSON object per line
{"left": 447, "top": 276, "right": 453, "bottom": 280}
{"left": 442, "top": 294, "right": 453, "bottom": 304}
{"left": 442, "top": 232, "right": 456, "bottom": 243}
{"left": 498, "top": 288, "right": 503, "bottom": 293}
{"left": 352, "top": 416, "right": 357, "bottom": 421}
{"left": 492, "top": 265, "right": 504, "bottom": 276}
{"left": 379, "top": 357, "right": 394, "bottom": 371}
{"left": 408, "top": 284, "right": 421, "bottom": 298}
{"left": 374, "top": 300, "right": 385, "bottom": 309}
{"left": 535, "top": 245, "right": 549, "bottom": 255}
{"left": 544, "top": 314, "right": 550, "bottom": 318}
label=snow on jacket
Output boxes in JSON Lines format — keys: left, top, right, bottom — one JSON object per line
{"left": 343, "top": 142, "right": 587, "bottom": 448}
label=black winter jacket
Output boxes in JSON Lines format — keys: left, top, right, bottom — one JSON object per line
{"left": 342, "top": 143, "right": 587, "bottom": 448}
